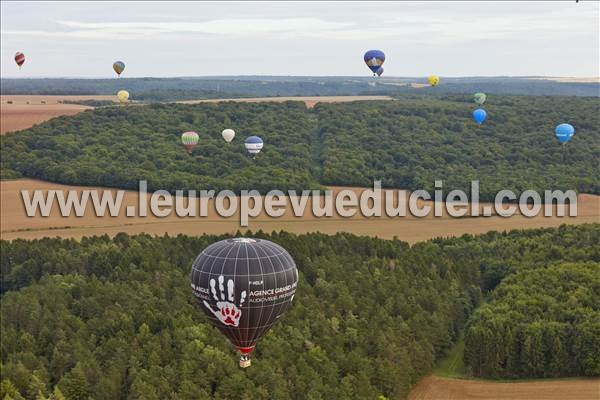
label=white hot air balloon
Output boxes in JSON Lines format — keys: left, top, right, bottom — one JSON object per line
{"left": 222, "top": 129, "right": 235, "bottom": 143}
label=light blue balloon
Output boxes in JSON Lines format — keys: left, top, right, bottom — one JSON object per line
{"left": 555, "top": 123, "right": 575, "bottom": 144}
{"left": 472, "top": 108, "right": 487, "bottom": 125}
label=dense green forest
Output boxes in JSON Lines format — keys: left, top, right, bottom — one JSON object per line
{"left": 464, "top": 263, "right": 599, "bottom": 378}
{"left": 1, "top": 224, "right": 599, "bottom": 399}
{"left": 1, "top": 102, "right": 321, "bottom": 193}
{"left": 2, "top": 96, "right": 599, "bottom": 200}
{"left": 2, "top": 77, "right": 599, "bottom": 100}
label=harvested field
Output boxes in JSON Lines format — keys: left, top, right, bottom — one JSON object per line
{"left": 1, "top": 179, "right": 597, "bottom": 241}
{"left": 409, "top": 375, "right": 600, "bottom": 400}
{"left": 0, "top": 95, "right": 115, "bottom": 134}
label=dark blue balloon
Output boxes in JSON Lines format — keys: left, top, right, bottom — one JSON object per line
{"left": 364, "top": 50, "right": 386, "bottom": 73}
{"left": 472, "top": 108, "right": 487, "bottom": 125}
{"left": 555, "top": 123, "right": 575, "bottom": 144}
{"left": 245, "top": 136, "right": 263, "bottom": 144}
{"left": 245, "top": 136, "right": 264, "bottom": 156}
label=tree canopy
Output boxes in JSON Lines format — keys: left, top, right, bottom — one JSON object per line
{"left": 2, "top": 96, "right": 599, "bottom": 200}
{"left": 1, "top": 224, "right": 599, "bottom": 399}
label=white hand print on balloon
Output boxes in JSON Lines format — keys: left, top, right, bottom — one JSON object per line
{"left": 203, "top": 275, "right": 247, "bottom": 327}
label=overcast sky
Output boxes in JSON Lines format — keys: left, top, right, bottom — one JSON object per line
{"left": 1, "top": 1, "right": 598, "bottom": 78}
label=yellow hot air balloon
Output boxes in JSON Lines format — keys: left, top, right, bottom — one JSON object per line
{"left": 117, "top": 90, "right": 130, "bottom": 105}
{"left": 428, "top": 75, "right": 440, "bottom": 87}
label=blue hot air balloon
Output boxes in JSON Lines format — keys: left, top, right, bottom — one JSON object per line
{"left": 364, "top": 50, "right": 385, "bottom": 75}
{"left": 472, "top": 109, "right": 487, "bottom": 125}
{"left": 245, "top": 136, "right": 263, "bottom": 157}
{"left": 555, "top": 123, "right": 575, "bottom": 144}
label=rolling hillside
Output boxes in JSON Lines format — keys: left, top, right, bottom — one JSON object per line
{"left": 1, "top": 96, "right": 599, "bottom": 201}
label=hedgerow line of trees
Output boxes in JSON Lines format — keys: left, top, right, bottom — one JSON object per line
{"left": 1, "top": 224, "right": 599, "bottom": 399}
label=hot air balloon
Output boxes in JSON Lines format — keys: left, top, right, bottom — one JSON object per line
{"left": 191, "top": 238, "right": 298, "bottom": 368}
{"left": 181, "top": 131, "right": 200, "bottom": 154}
{"left": 428, "top": 75, "right": 440, "bottom": 86}
{"left": 555, "top": 123, "right": 575, "bottom": 144}
{"left": 245, "top": 136, "right": 263, "bottom": 157}
{"left": 473, "top": 108, "right": 487, "bottom": 125}
{"left": 15, "top": 51, "right": 25, "bottom": 69}
{"left": 474, "top": 92, "right": 487, "bottom": 106}
{"left": 14, "top": 52, "right": 25, "bottom": 68}
{"left": 113, "top": 61, "right": 125, "bottom": 77}
{"left": 222, "top": 129, "right": 235, "bottom": 143}
{"left": 117, "top": 90, "right": 129, "bottom": 105}
{"left": 364, "top": 50, "right": 385, "bottom": 76}
{"left": 375, "top": 67, "right": 384, "bottom": 77}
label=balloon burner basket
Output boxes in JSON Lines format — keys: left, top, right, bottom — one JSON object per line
{"left": 239, "top": 355, "right": 251, "bottom": 368}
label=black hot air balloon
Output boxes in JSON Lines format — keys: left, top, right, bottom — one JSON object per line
{"left": 191, "top": 238, "right": 298, "bottom": 367}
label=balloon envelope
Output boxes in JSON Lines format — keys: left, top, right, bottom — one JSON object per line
{"left": 113, "top": 61, "right": 125, "bottom": 76}
{"left": 474, "top": 92, "right": 487, "bottom": 106}
{"left": 364, "top": 50, "right": 385, "bottom": 74}
{"left": 222, "top": 129, "right": 235, "bottom": 143}
{"left": 245, "top": 136, "right": 264, "bottom": 156}
{"left": 191, "top": 238, "right": 298, "bottom": 367}
{"left": 14, "top": 52, "right": 25, "bottom": 68}
{"left": 473, "top": 108, "right": 487, "bottom": 125}
{"left": 555, "top": 123, "right": 575, "bottom": 143}
{"left": 117, "top": 90, "right": 129, "bottom": 104}
{"left": 428, "top": 75, "right": 440, "bottom": 86}
{"left": 181, "top": 131, "right": 199, "bottom": 153}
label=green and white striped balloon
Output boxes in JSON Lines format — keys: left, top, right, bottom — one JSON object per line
{"left": 182, "top": 131, "right": 200, "bottom": 153}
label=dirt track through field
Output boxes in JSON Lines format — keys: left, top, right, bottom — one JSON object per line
{"left": 409, "top": 375, "right": 600, "bottom": 400}
{"left": 1, "top": 179, "right": 598, "bottom": 241}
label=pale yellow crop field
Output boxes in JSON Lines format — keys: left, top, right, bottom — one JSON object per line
{"left": 2, "top": 179, "right": 597, "bottom": 242}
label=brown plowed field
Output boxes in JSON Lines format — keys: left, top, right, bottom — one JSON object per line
{"left": 409, "top": 375, "right": 600, "bottom": 400}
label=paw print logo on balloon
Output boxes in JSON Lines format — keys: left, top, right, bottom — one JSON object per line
{"left": 203, "top": 275, "right": 247, "bottom": 327}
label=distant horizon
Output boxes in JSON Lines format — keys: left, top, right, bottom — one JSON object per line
{"left": 2, "top": 75, "right": 599, "bottom": 80}
{"left": 2, "top": 2, "right": 598, "bottom": 78}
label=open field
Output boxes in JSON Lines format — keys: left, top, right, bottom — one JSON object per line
{"left": 529, "top": 76, "right": 600, "bottom": 83}
{"left": 0, "top": 95, "right": 116, "bottom": 134}
{"left": 1, "top": 179, "right": 598, "bottom": 241}
{"left": 409, "top": 375, "right": 600, "bottom": 400}
{"left": 175, "top": 95, "right": 394, "bottom": 108}
{"left": 1, "top": 95, "right": 117, "bottom": 105}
